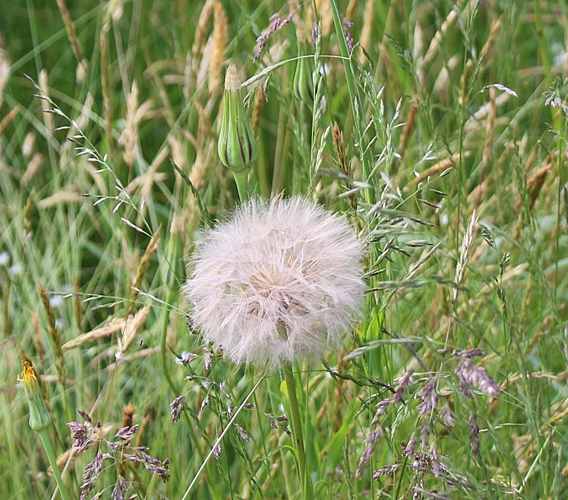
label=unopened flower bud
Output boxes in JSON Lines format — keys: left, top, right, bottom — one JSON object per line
{"left": 18, "top": 360, "right": 52, "bottom": 431}
{"left": 217, "top": 64, "right": 258, "bottom": 171}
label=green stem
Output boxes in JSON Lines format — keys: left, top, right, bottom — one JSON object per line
{"left": 233, "top": 169, "right": 250, "bottom": 202}
{"left": 38, "top": 428, "right": 69, "bottom": 500}
{"left": 283, "top": 364, "right": 313, "bottom": 500}
{"left": 144, "top": 472, "right": 158, "bottom": 500}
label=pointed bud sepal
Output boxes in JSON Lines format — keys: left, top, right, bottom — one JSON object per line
{"left": 218, "top": 64, "right": 258, "bottom": 171}
{"left": 293, "top": 43, "right": 315, "bottom": 104}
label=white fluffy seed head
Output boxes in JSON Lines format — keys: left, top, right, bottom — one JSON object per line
{"left": 182, "top": 196, "right": 366, "bottom": 370}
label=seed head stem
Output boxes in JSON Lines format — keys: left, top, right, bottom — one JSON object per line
{"left": 283, "top": 364, "right": 313, "bottom": 500}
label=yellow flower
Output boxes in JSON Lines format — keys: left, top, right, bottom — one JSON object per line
{"left": 18, "top": 360, "right": 52, "bottom": 431}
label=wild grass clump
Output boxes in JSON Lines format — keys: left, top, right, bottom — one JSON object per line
{"left": 1, "top": 0, "right": 568, "bottom": 499}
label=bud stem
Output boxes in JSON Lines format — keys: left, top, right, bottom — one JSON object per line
{"left": 233, "top": 169, "right": 249, "bottom": 202}
{"left": 38, "top": 428, "right": 69, "bottom": 500}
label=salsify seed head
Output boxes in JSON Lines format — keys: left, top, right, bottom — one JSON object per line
{"left": 182, "top": 196, "right": 366, "bottom": 370}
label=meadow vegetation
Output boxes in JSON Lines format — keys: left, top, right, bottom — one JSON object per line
{"left": 1, "top": 0, "right": 568, "bottom": 498}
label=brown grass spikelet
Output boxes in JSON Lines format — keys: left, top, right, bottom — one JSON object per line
{"left": 398, "top": 104, "right": 418, "bottom": 160}
{"left": 184, "top": 102, "right": 215, "bottom": 191}
{"left": 331, "top": 121, "right": 348, "bottom": 176}
{"left": 100, "top": 26, "right": 112, "bottom": 150}
{"left": 38, "top": 283, "right": 65, "bottom": 383}
{"left": 62, "top": 316, "right": 127, "bottom": 351}
{"left": 119, "top": 403, "right": 136, "bottom": 476}
{"left": 209, "top": 1, "right": 228, "bottom": 95}
{"left": 37, "top": 189, "right": 84, "bottom": 208}
{"left": 0, "top": 105, "right": 19, "bottom": 136}
{"left": 332, "top": 122, "right": 357, "bottom": 211}
{"left": 73, "top": 275, "right": 82, "bottom": 330}
{"left": 104, "top": 0, "right": 125, "bottom": 23}
{"left": 22, "top": 132, "right": 35, "bottom": 158}
{"left": 459, "top": 59, "right": 474, "bottom": 107}
{"left": 520, "top": 156, "right": 553, "bottom": 210}
{"left": 21, "top": 153, "right": 44, "bottom": 187}
{"left": 123, "top": 80, "right": 139, "bottom": 166}
{"left": 168, "top": 134, "right": 187, "bottom": 175}
{"left": 55, "top": 0, "right": 87, "bottom": 79}
{"left": 251, "top": 84, "right": 264, "bottom": 138}
{"left": 479, "top": 17, "right": 503, "bottom": 71}
{"left": 116, "top": 305, "right": 151, "bottom": 361}
{"left": 408, "top": 152, "right": 469, "bottom": 188}
{"left": 288, "top": 0, "right": 299, "bottom": 20}
{"left": 189, "top": 148, "right": 214, "bottom": 194}
{"left": 39, "top": 70, "right": 54, "bottom": 136}
{"left": 358, "top": 0, "right": 374, "bottom": 63}
{"left": 24, "top": 190, "right": 35, "bottom": 238}
{"left": 464, "top": 91, "right": 511, "bottom": 134}
{"left": 136, "top": 409, "right": 154, "bottom": 448}
{"left": 346, "top": 0, "right": 360, "bottom": 21}
{"left": 38, "top": 283, "right": 58, "bottom": 346}
{"left": 122, "top": 403, "right": 136, "bottom": 428}
{"left": 0, "top": 49, "right": 9, "bottom": 108}
{"left": 315, "top": 0, "right": 333, "bottom": 36}
{"left": 413, "top": 22, "right": 425, "bottom": 83}
{"left": 192, "top": 0, "right": 215, "bottom": 78}
{"left": 423, "top": 7, "right": 458, "bottom": 66}
{"left": 194, "top": 100, "right": 213, "bottom": 143}
{"left": 30, "top": 311, "right": 45, "bottom": 366}
{"left": 379, "top": 42, "right": 401, "bottom": 97}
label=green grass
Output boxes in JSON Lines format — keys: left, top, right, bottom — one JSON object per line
{"left": 1, "top": 0, "right": 568, "bottom": 498}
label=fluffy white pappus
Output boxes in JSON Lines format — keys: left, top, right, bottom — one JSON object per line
{"left": 182, "top": 196, "right": 366, "bottom": 370}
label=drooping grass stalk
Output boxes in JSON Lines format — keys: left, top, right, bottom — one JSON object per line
{"left": 283, "top": 364, "right": 313, "bottom": 500}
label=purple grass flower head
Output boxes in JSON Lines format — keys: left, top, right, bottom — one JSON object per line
{"left": 170, "top": 395, "right": 185, "bottom": 423}
{"left": 68, "top": 421, "right": 97, "bottom": 453}
{"left": 342, "top": 17, "right": 355, "bottom": 52}
{"left": 235, "top": 424, "right": 251, "bottom": 441}
{"left": 183, "top": 197, "right": 365, "bottom": 370}
{"left": 469, "top": 413, "right": 480, "bottom": 455}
